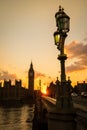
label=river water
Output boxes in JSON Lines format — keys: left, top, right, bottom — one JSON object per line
{"left": 0, "top": 104, "right": 35, "bottom": 130}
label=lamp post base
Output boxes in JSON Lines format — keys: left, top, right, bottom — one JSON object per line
{"left": 56, "top": 96, "right": 73, "bottom": 109}
{"left": 48, "top": 107, "right": 76, "bottom": 130}
{"left": 56, "top": 79, "right": 73, "bottom": 109}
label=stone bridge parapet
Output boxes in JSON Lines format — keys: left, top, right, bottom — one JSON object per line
{"left": 40, "top": 95, "right": 87, "bottom": 130}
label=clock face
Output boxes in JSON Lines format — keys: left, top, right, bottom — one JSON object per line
{"left": 30, "top": 72, "right": 33, "bottom": 76}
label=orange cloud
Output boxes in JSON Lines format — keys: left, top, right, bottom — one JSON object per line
{"left": 65, "top": 41, "right": 87, "bottom": 72}
{"left": 66, "top": 63, "right": 86, "bottom": 73}
{"left": 0, "top": 69, "right": 17, "bottom": 81}
{"left": 35, "top": 71, "right": 46, "bottom": 79}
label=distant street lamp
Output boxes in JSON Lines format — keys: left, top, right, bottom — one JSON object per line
{"left": 54, "top": 6, "right": 73, "bottom": 108}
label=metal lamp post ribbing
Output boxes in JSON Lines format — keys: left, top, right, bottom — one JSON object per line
{"left": 58, "top": 33, "right": 67, "bottom": 83}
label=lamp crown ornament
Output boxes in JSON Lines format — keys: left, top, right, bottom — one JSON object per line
{"left": 59, "top": 5, "right": 64, "bottom": 13}
{"left": 58, "top": 5, "right": 64, "bottom": 11}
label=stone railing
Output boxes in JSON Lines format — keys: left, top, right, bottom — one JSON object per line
{"left": 41, "top": 96, "right": 87, "bottom": 130}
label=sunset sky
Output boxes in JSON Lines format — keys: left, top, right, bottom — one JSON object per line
{"left": 0, "top": 0, "right": 87, "bottom": 91}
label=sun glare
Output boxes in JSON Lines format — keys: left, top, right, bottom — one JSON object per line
{"left": 41, "top": 89, "right": 47, "bottom": 94}
{"left": 41, "top": 85, "right": 47, "bottom": 95}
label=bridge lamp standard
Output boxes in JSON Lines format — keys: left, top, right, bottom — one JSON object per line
{"left": 54, "top": 6, "right": 72, "bottom": 108}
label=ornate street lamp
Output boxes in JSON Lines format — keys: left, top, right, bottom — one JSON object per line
{"left": 54, "top": 6, "right": 73, "bottom": 108}
{"left": 48, "top": 7, "right": 75, "bottom": 130}
{"left": 54, "top": 5, "right": 70, "bottom": 83}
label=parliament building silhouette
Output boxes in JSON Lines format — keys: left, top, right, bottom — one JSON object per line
{"left": 0, "top": 62, "right": 35, "bottom": 103}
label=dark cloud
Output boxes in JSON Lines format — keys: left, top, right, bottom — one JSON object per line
{"left": 66, "top": 41, "right": 87, "bottom": 58}
{"left": 35, "top": 71, "right": 46, "bottom": 79}
{"left": 84, "top": 38, "right": 87, "bottom": 42}
{"left": 0, "top": 69, "right": 17, "bottom": 81}
{"left": 65, "top": 41, "right": 87, "bottom": 72}
{"left": 66, "top": 63, "right": 86, "bottom": 73}
{"left": 84, "top": 34, "right": 87, "bottom": 42}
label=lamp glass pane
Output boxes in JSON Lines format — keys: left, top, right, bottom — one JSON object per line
{"left": 62, "top": 17, "right": 69, "bottom": 32}
{"left": 54, "top": 33, "right": 60, "bottom": 45}
{"left": 58, "top": 17, "right": 69, "bottom": 33}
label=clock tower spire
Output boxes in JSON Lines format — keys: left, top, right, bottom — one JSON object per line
{"left": 28, "top": 62, "right": 34, "bottom": 96}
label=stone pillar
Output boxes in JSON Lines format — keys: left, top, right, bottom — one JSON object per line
{"left": 48, "top": 108, "right": 76, "bottom": 130}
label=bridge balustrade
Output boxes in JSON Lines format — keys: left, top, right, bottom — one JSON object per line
{"left": 41, "top": 95, "right": 87, "bottom": 130}
{"left": 42, "top": 96, "right": 56, "bottom": 105}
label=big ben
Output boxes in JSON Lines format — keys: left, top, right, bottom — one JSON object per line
{"left": 28, "top": 62, "right": 34, "bottom": 96}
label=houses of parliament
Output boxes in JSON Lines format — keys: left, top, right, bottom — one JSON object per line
{"left": 0, "top": 62, "right": 34, "bottom": 102}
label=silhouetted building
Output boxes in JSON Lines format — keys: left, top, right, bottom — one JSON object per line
{"left": 0, "top": 82, "right": 2, "bottom": 87}
{"left": 28, "top": 62, "right": 34, "bottom": 97}
{"left": 4, "top": 79, "right": 11, "bottom": 87}
{"left": 0, "top": 79, "right": 28, "bottom": 101}
{"left": 46, "top": 81, "right": 56, "bottom": 98}
{"left": 46, "top": 77, "right": 73, "bottom": 99}
{"left": 0, "top": 83, "right": 2, "bottom": 99}
{"left": 15, "top": 80, "right": 21, "bottom": 87}
{"left": 74, "top": 81, "right": 87, "bottom": 95}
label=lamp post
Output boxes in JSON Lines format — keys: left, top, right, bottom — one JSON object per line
{"left": 54, "top": 6, "right": 73, "bottom": 108}
{"left": 48, "top": 6, "right": 75, "bottom": 130}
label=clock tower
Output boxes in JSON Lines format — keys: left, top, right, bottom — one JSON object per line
{"left": 28, "top": 62, "right": 34, "bottom": 96}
